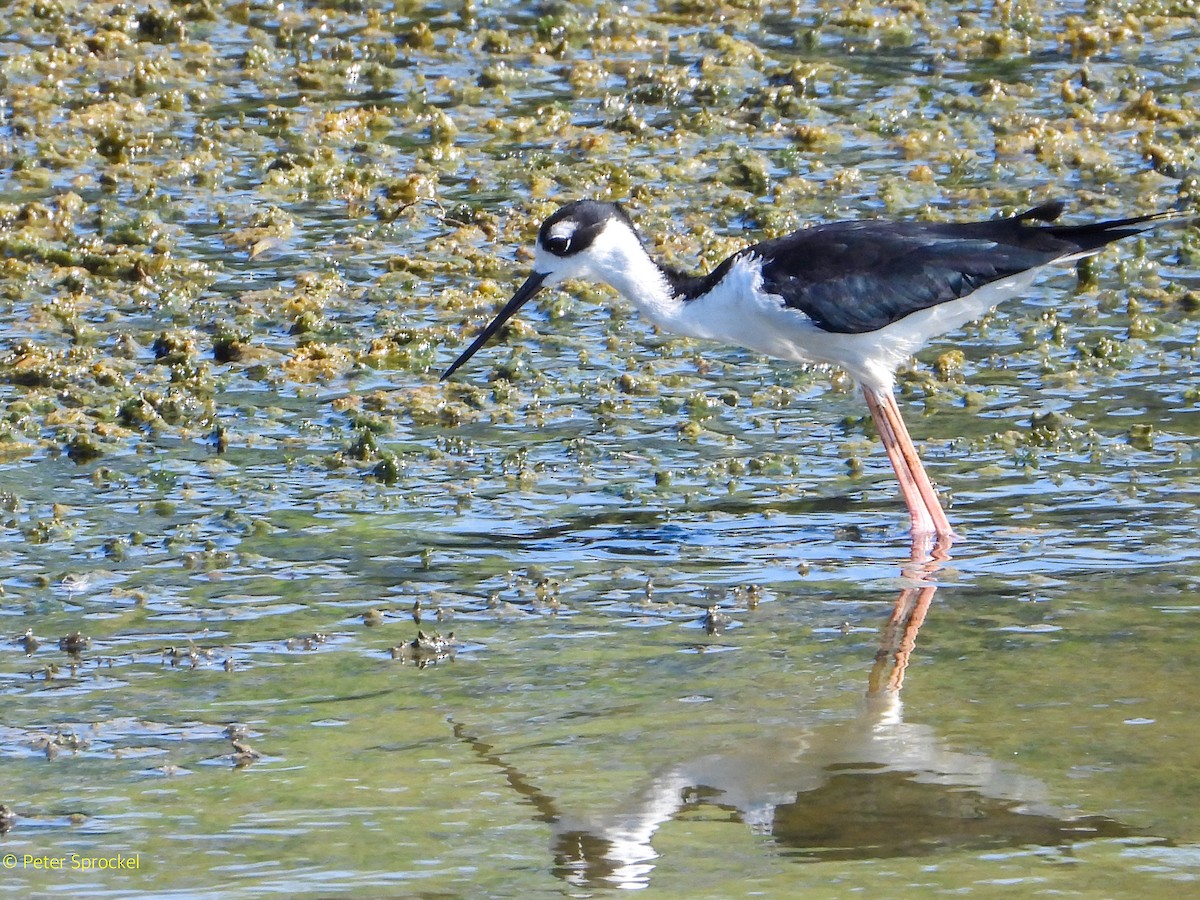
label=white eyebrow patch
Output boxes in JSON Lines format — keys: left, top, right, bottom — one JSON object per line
{"left": 548, "top": 220, "right": 577, "bottom": 241}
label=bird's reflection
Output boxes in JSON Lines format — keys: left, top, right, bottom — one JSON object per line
{"left": 453, "top": 533, "right": 1139, "bottom": 890}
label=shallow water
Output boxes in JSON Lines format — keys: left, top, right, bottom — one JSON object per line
{"left": 1, "top": 0, "right": 1199, "bottom": 895}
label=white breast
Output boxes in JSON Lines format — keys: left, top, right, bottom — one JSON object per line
{"left": 656, "top": 256, "right": 1059, "bottom": 393}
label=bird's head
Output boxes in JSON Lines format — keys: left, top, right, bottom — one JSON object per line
{"left": 441, "top": 200, "right": 639, "bottom": 380}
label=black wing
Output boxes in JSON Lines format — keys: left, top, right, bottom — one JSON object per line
{"left": 674, "top": 203, "right": 1169, "bottom": 335}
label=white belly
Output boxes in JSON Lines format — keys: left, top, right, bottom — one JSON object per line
{"left": 655, "top": 255, "right": 1058, "bottom": 392}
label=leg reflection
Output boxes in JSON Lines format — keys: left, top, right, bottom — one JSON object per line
{"left": 868, "top": 532, "right": 953, "bottom": 699}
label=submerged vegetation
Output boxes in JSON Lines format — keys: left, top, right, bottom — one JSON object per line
{"left": 1, "top": 0, "right": 1196, "bottom": 464}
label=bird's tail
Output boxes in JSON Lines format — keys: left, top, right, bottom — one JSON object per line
{"left": 1018, "top": 202, "right": 1191, "bottom": 253}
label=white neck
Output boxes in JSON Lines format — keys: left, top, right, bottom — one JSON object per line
{"left": 542, "top": 220, "right": 684, "bottom": 329}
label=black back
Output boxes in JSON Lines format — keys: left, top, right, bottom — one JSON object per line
{"left": 664, "top": 202, "right": 1166, "bottom": 334}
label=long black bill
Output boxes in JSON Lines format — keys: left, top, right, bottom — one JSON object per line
{"left": 440, "top": 271, "right": 548, "bottom": 381}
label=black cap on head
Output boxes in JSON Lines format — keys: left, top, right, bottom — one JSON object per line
{"left": 538, "top": 200, "right": 631, "bottom": 257}
{"left": 441, "top": 200, "right": 636, "bottom": 381}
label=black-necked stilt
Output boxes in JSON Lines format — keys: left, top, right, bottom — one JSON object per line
{"left": 442, "top": 200, "right": 1182, "bottom": 537}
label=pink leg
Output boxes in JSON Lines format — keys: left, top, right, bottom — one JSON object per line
{"left": 862, "top": 387, "right": 956, "bottom": 539}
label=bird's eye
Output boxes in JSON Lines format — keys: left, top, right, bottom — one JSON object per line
{"left": 544, "top": 235, "right": 571, "bottom": 255}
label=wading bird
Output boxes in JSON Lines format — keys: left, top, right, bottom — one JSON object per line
{"left": 442, "top": 200, "right": 1179, "bottom": 538}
